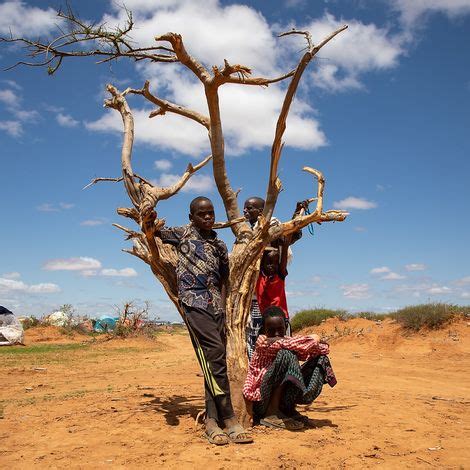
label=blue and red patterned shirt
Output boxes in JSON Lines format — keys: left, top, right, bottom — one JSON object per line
{"left": 159, "top": 223, "right": 229, "bottom": 315}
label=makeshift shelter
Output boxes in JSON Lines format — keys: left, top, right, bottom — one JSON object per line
{"left": 0, "top": 306, "right": 24, "bottom": 346}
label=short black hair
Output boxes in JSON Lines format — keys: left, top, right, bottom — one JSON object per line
{"left": 189, "top": 196, "right": 212, "bottom": 214}
{"left": 244, "top": 196, "right": 265, "bottom": 208}
{"left": 262, "top": 306, "right": 285, "bottom": 322}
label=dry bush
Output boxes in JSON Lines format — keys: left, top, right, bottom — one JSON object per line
{"left": 291, "top": 308, "right": 350, "bottom": 332}
{"left": 393, "top": 303, "right": 464, "bottom": 331}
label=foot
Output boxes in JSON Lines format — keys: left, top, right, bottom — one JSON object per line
{"left": 260, "top": 413, "right": 304, "bottom": 431}
{"left": 223, "top": 417, "right": 253, "bottom": 444}
{"left": 204, "top": 417, "right": 229, "bottom": 446}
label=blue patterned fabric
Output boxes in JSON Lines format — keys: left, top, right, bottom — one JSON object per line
{"left": 159, "top": 224, "right": 229, "bottom": 315}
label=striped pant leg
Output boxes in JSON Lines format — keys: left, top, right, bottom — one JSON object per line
{"left": 182, "top": 304, "right": 235, "bottom": 421}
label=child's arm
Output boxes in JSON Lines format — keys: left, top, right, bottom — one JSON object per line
{"left": 255, "top": 334, "right": 329, "bottom": 359}
{"left": 278, "top": 236, "right": 290, "bottom": 279}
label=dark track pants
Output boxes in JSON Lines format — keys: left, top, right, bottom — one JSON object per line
{"left": 182, "top": 304, "right": 235, "bottom": 422}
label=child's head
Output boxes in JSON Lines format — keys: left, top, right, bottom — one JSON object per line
{"left": 189, "top": 196, "right": 215, "bottom": 232}
{"left": 261, "top": 248, "right": 279, "bottom": 277}
{"left": 243, "top": 197, "right": 265, "bottom": 225}
{"left": 262, "top": 306, "right": 286, "bottom": 338}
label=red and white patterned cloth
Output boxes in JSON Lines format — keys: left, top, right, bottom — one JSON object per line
{"left": 243, "top": 335, "right": 329, "bottom": 402}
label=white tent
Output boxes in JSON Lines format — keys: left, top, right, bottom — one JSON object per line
{"left": 0, "top": 306, "right": 24, "bottom": 346}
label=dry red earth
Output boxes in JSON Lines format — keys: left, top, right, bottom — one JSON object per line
{"left": 1, "top": 319, "right": 469, "bottom": 469}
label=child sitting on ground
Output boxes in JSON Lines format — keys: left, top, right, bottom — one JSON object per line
{"left": 243, "top": 306, "right": 336, "bottom": 430}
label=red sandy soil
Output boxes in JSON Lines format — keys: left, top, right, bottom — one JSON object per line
{"left": 1, "top": 319, "right": 469, "bottom": 469}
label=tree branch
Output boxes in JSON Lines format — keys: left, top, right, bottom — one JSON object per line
{"left": 126, "top": 80, "right": 210, "bottom": 129}
{"left": 263, "top": 25, "right": 348, "bottom": 222}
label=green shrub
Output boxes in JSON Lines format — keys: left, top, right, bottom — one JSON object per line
{"left": 21, "top": 316, "right": 41, "bottom": 330}
{"left": 393, "top": 303, "right": 462, "bottom": 331}
{"left": 357, "top": 311, "right": 391, "bottom": 321}
{"left": 291, "top": 308, "right": 349, "bottom": 332}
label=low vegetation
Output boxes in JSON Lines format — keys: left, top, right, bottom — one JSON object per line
{"left": 290, "top": 308, "right": 350, "bottom": 331}
{"left": 392, "top": 303, "right": 467, "bottom": 331}
{"left": 291, "top": 303, "right": 469, "bottom": 333}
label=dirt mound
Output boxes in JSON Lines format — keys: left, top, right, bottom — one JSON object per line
{"left": 24, "top": 326, "right": 91, "bottom": 344}
{"left": 300, "top": 317, "right": 470, "bottom": 356}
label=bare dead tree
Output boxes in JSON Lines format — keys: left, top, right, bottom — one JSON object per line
{"left": 2, "top": 9, "right": 348, "bottom": 421}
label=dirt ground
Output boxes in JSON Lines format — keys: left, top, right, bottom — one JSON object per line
{"left": 1, "top": 319, "right": 469, "bottom": 469}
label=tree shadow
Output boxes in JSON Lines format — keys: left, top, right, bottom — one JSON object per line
{"left": 145, "top": 394, "right": 204, "bottom": 426}
{"left": 304, "top": 418, "right": 338, "bottom": 429}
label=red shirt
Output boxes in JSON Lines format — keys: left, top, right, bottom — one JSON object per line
{"left": 256, "top": 272, "right": 288, "bottom": 318}
{"left": 243, "top": 335, "right": 329, "bottom": 402}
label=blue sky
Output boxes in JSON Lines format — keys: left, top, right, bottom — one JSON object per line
{"left": 0, "top": 0, "right": 469, "bottom": 320}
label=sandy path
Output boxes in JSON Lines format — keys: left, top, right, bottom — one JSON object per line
{"left": 1, "top": 320, "right": 469, "bottom": 469}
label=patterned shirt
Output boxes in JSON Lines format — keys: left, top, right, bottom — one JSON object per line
{"left": 159, "top": 224, "right": 229, "bottom": 315}
{"left": 243, "top": 335, "right": 330, "bottom": 402}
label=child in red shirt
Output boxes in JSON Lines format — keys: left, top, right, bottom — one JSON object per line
{"left": 256, "top": 237, "right": 290, "bottom": 329}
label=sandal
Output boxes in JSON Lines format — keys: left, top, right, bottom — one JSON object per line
{"left": 204, "top": 426, "right": 229, "bottom": 446}
{"left": 260, "top": 414, "right": 304, "bottom": 431}
{"left": 225, "top": 424, "right": 253, "bottom": 444}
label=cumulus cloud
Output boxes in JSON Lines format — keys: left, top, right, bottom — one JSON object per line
{"left": 370, "top": 266, "right": 390, "bottom": 274}
{"left": 455, "top": 276, "right": 470, "bottom": 286}
{"left": 0, "top": 89, "right": 17, "bottom": 106}
{"left": 0, "top": 277, "right": 60, "bottom": 294}
{"left": 56, "top": 113, "right": 79, "bottom": 128}
{"left": 43, "top": 257, "right": 102, "bottom": 272}
{"left": 2, "top": 272, "right": 21, "bottom": 279}
{"left": 381, "top": 272, "right": 406, "bottom": 280}
{"left": 340, "top": 283, "right": 371, "bottom": 299}
{"left": 390, "top": 0, "right": 470, "bottom": 27}
{"left": 405, "top": 263, "right": 426, "bottom": 271}
{"left": 0, "top": 120, "right": 22, "bottom": 137}
{"left": 100, "top": 268, "right": 138, "bottom": 278}
{"left": 154, "top": 159, "right": 173, "bottom": 171}
{"left": 152, "top": 173, "right": 214, "bottom": 193}
{"left": 427, "top": 285, "right": 452, "bottom": 295}
{"left": 80, "top": 218, "right": 108, "bottom": 227}
{"left": 86, "top": 1, "right": 331, "bottom": 156}
{"left": 333, "top": 197, "right": 377, "bottom": 210}
{"left": 0, "top": 0, "right": 59, "bottom": 36}
{"left": 37, "top": 202, "right": 74, "bottom": 212}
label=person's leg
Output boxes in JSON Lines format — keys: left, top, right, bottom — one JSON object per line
{"left": 246, "top": 299, "right": 262, "bottom": 359}
{"left": 183, "top": 305, "right": 233, "bottom": 415}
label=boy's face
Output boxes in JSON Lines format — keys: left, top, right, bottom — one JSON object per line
{"left": 261, "top": 250, "right": 279, "bottom": 277}
{"left": 264, "top": 315, "right": 285, "bottom": 338}
{"left": 244, "top": 198, "right": 264, "bottom": 225}
{"left": 189, "top": 199, "right": 215, "bottom": 231}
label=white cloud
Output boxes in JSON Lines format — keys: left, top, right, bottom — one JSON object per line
{"left": 427, "top": 285, "right": 452, "bottom": 295}
{"left": 0, "top": 1, "right": 59, "bottom": 36}
{"left": 0, "top": 89, "right": 17, "bottom": 106}
{"left": 0, "top": 120, "right": 22, "bottom": 137}
{"left": 57, "top": 113, "right": 79, "bottom": 128}
{"left": 311, "top": 275, "right": 322, "bottom": 283}
{"left": 100, "top": 268, "right": 138, "bottom": 278}
{"left": 333, "top": 197, "right": 377, "bottom": 210}
{"left": 405, "top": 263, "right": 426, "bottom": 271}
{"left": 286, "top": 290, "right": 319, "bottom": 298}
{"left": 340, "top": 283, "right": 371, "bottom": 299}
{"left": 154, "top": 159, "right": 173, "bottom": 171}
{"left": 0, "top": 277, "right": 60, "bottom": 294}
{"left": 455, "top": 276, "right": 470, "bottom": 286}
{"left": 461, "top": 292, "right": 470, "bottom": 298}
{"left": 2, "top": 272, "right": 21, "bottom": 279}
{"left": 37, "top": 202, "right": 74, "bottom": 212}
{"left": 80, "top": 218, "right": 108, "bottom": 227}
{"left": 390, "top": 0, "right": 470, "bottom": 27}
{"left": 152, "top": 173, "right": 214, "bottom": 193}
{"left": 381, "top": 272, "right": 406, "bottom": 280}
{"left": 299, "top": 13, "right": 402, "bottom": 92}
{"left": 370, "top": 266, "right": 390, "bottom": 274}
{"left": 354, "top": 226, "right": 367, "bottom": 232}
{"left": 86, "top": 1, "right": 329, "bottom": 156}
{"left": 43, "top": 257, "right": 102, "bottom": 272}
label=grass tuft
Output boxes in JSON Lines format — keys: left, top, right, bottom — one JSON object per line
{"left": 290, "top": 308, "right": 350, "bottom": 332}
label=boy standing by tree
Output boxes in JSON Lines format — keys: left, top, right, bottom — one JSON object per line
{"left": 143, "top": 197, "right": 252, "bottom": 445}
